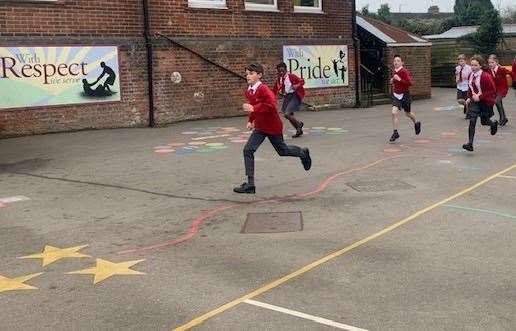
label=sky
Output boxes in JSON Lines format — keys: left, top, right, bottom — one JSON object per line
{"left": 356, "top": 0, "right": 514, "bottom": 13}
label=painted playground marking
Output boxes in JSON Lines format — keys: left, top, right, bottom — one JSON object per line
{"left": 433, "top": 105, "right": 462, "bottom": 112}
{"left": 443, "top": 204, "right": 516, "bottom": 220}
{"left": 154, "top": 126, "right": 350, "bottom": 156}
{"left": 171, "top": 163, "right": 516, "bottom": 331}
{"left": 244, "top": 299, "right": 369, "bottom": 331}
{"left": 118, "top": 157, "right": 399, "bottom": 255}
{"left": 499, "top": 175, "right": 516, "bottom": 180}
{"left": 0, "top": 196, "right": 31, "bottom": 208}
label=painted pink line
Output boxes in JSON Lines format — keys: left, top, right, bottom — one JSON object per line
{"left": 117, "top": 156, "right": 400, "bottom": 255}
{"left": 118, "top": 204, "right": 239, "bottom": 254}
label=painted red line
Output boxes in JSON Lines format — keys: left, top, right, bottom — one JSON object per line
{"left": 117, "top": 204, "right": 238, "bottom": 255}
{"left": 117, "top": 156, "right": 399, "bottom": 255}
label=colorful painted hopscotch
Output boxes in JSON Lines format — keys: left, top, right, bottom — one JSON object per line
{"left": 153, "top": 126, "right": 350, "bottom": 156}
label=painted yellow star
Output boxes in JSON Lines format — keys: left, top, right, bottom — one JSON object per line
{"left": 0, "top": 272, "right": 44, "bottom": 293}
{"left": 19, "top": 245, "right": 90, "bottom": 267}
{"left": 66, "top": 258, "right": 145, "bottom": 284}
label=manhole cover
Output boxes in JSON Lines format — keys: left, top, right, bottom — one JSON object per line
{"left": 346, "top": 179, "right": 414, "bottom": 192}
{"left": 241, "top": 212, "right": 303, "bottom": 234}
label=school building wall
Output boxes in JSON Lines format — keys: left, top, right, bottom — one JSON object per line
{"left": 0, "top": 0, "right": 149, "bottom": 137}
{"left": 383, "top": 45, "right": 432, "bottom": 99}
{"left": 149, "top": 0, "right": 357, "bottom": 125}
{"left": 0, "top": 0, "right": 357, "bottom": 138}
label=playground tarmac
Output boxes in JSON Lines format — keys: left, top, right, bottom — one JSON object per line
{"left": 0, "top": 88, "right": 515, "bottom": 331}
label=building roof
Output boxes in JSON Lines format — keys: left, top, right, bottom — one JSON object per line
{"left": 424, "top": 24, "right": 516, "bottom": 39}
{"left": 389, "top": 12, "right": 454, "bottom": 24}
{"left": 356, "top": 14, "right": 431, "bottom": 47}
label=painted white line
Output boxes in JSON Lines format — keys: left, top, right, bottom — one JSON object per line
{"left": 0, "top": 196, "right": 31, "bottom": 204}
{"left": 191, "top": 134, "right": 230, "bottom": 141}
{"left": 498, "top": 175, "right": 516, "bottom": 180}
{"left": 244, "top": 299, "right": 369, "bottom": 331}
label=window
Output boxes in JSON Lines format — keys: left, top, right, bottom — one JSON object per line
{"left": 245, "top": 0, "right": 278, "bottom": 12}
{"left": 294, "top": 0, "right": 322, "bottom": 13}
{"left": 188, "top": 0, "right": 227, "bottom": 9}
{"left": 0, "top": 0, "right": 59, "bottom": 2}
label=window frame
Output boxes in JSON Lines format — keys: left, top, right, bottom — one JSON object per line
{"left": 244, "top": 0, "right": 279, "bottom": 12}
{"left": 293, "top": 0, "right": 323, "bottom": 13}
{"left": 188, "top": 0, "right": 227, "bottom": 10}
{"left": 0, "top": 0, "right": 62, "bottom": 3}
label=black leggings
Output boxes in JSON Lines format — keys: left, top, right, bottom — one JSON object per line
{"left": 468, "top": 116, "right": 495, "bottom": 144}
{"left": 495, "top": 95, "right": 507, "bottom": 121}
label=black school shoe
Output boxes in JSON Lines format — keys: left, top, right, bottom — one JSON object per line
{"left": 389, "top": 131, "right": 400, "bottom": 143}
{"left": 415, "top": 122, "right": 421, "bottom": 135}
{"left": 301, "top": 148, "right": 311, "bottom": 171}
{"left": 490, "top": 120, "right": 498, "bottom": 135}
{"left": 233, "top": 182, "right": 256, "bottom": 194}
{"left": 500, "top": 118, "right": 508, "bottom": 127}
{"left": 462, "top": 143, "right": 474, "bottom": 152}
{"left": 293, "top": 122, "right": 304, "bottom": 138}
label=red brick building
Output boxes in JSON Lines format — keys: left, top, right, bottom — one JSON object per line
{"left": 357, "top": 14, "right": 432, "bottom": 105}
{"left": 0, "top": 0, "right": 358, "bottom": 137}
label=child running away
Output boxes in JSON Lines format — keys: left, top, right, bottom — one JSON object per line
{"left": 389, "top": 55, "right": 421, "bottom": 143}
{"left": 273, "top": 62, "right": 306, "bottom": 138}
{"left": 233, "top": 63, "right": 312, "bottom": 194}
{"left": 488, "top": 54, "right": 509, "bottom": 126}
{"left": 462, "top": 55, "right": 498, "bottom": 152}
{"left": 455, "top": 54, "right": 472, "bottom": 118}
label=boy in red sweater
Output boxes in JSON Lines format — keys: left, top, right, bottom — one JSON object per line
{"left": 389, "top": 55, "right": 421, "bottom": 143}
{"left": 463, "top": 55, "right": 498, "bottom": 152}
{"left": 233, "top": 63, "right": 312, "bottom": 194}
{"left": 488, "top": 54, "right": 509, "bottom": 126}
{"left": 273, "top": 62, "right": 306, "bottom": 138}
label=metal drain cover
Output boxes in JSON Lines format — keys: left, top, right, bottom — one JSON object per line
{"left": 346, "top": 179, "right": 414, "bottom": 192}
{"left": 241, "top": 212, "right": 303, "bottom": 233}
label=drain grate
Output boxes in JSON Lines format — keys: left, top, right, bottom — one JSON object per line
{"left": 346, "top": 179, "right": 414, "bottom": 192}
{"left": 241, "top": 212, "right": 303, "bottom": 234}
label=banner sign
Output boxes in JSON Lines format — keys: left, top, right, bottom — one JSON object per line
{"left": 283, "top": 45, "right": 349, "bottom": 88}
{"left": 0, "top": 46, "right": 120, "bottom": 109}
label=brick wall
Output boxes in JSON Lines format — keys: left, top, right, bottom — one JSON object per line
{"left": 0, "top": 1, "right": 148, "bottom": 137}
{"left": 152, "top": 38, "right": 357, "bottom": 125}
{"left": 383, "top": 46, "right": 432, "bottom": 99}
{"left": 0, "top": 0, "right": 357, "bottom": 137}
{"left": 150, "top": 0, "right": 357, "bottom": 125}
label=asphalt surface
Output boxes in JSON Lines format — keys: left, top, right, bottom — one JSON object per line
{"left": 0, "top": 88, "right": 515, "bottom": 331}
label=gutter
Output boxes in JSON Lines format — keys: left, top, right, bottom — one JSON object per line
{"left": 352, "top": 0, "right": 361, "bottom": 108}
{"left": 142, "top": 0, "right": 155, "bottom": 127}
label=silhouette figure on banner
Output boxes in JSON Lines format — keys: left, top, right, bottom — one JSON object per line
{"left": 331, "top": 50, "right": 347, "bottom": 83}
{"left": 82, "top": 62, "right": 117, "bottom": 97}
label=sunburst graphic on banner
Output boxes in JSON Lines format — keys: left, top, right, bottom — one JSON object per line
{"left": 0, "top": 46, "right": 120, "bottom": 109}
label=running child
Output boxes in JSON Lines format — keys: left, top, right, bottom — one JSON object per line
{"left": 273, "top": 62, "right": 306, "bottom": 138}
{"left": 488, "top": 54, "right": 509, "bottom": 126}
{"left": 388, "top": 55, "right": 421, "bottom": 143}
{"left": 462, "top": 55, "right": 499, "bottom": 152}
{"left": 455, "top": 54, "right": 472, "bottom": 118}
{"left": 233, "top": 63, "right": 311, "bottom": 194}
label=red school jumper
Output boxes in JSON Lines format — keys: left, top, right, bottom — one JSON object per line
{"left": 246, "top": 83, "right": 283, "bottom": 136}
{"left": 512, "top": 60, "right": 516, "bottom": 85}
{"left": 392, "top": 67, "right": 413, "bottom": 94}
{"left": 469, "top": 71, "right": 497, "bottom": 107}
{"left": 273, "top": 73, "right": 306, "bottom": 100}
{"left": 490, "top": 65, "right": 510, "bottom": 97}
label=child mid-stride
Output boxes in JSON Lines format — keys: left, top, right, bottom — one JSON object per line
{"left": 273, "top": 62, "right": 306, "bottom": 138}
{"left": 233, "top": 63, "right": 312, "bottom": 194}
{"left": 388, "top": 55, "right": 421, "bottom": 143}
{"left": 455, "top": 54, "right": 472, "bottom": 118}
